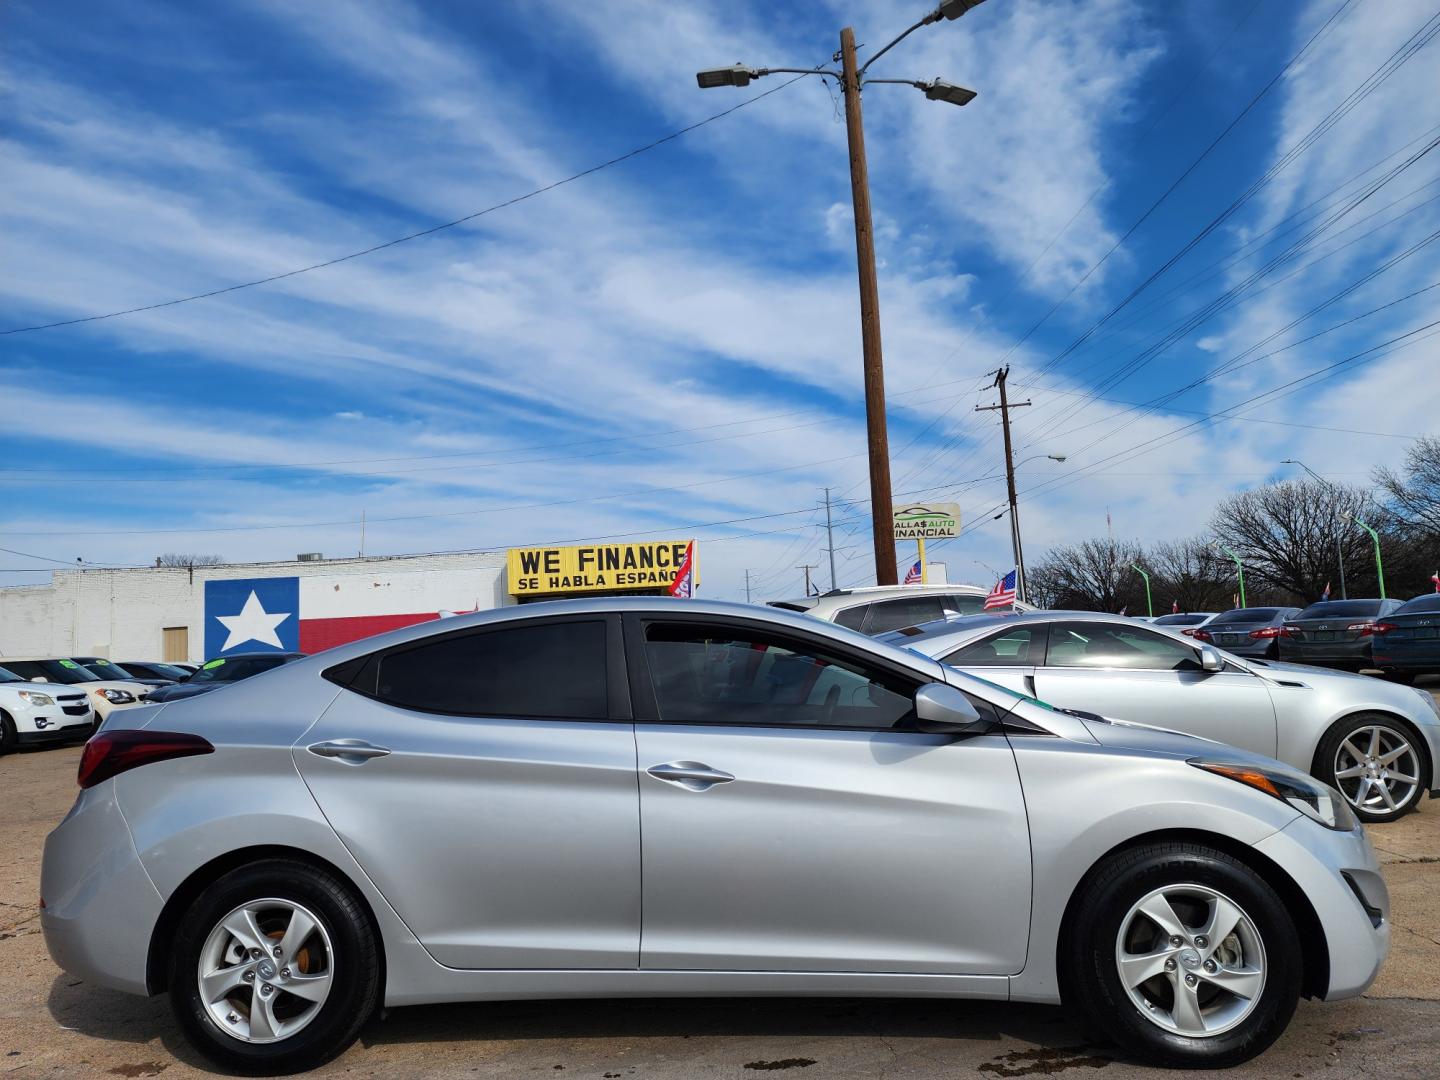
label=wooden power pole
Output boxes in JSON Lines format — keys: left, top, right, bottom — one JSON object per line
{"left": 975, "top": 366, "right": 1032, "bottom": 602}
{"left": 840, "top": 26, "right": 898, "bottom": 586}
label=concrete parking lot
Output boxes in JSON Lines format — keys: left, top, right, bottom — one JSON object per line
{"left": 3, "top": 714, "right": 1439, "bottom": 1079}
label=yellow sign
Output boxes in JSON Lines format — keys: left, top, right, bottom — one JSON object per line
{"left": 507, "top": 540, "right": 697, "bottom": 597}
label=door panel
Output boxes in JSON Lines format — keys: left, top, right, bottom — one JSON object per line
{"left": 297, "top": 698, "right": 640, "bottom": 969}
{"left": 636, "top": 724, "right": 1031, "bottom": 974}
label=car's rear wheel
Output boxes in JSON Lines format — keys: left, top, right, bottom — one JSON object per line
{"left": 169, "top": 859, "right": 380, "bottom": 1076}
{"left": 1067, "top": 842, "right": 1301, "bottom": 1067}
{"left": 1315, "top": 714, "right": 1428, "bottom": 822}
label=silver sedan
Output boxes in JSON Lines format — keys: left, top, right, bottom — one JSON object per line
{"left": 43, "top": 599, "right": 1388, "bottom": 1073}
{"left": 880, "top": 611, "right": 1440, "bottom": 821}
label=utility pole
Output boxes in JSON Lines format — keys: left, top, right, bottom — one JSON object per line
{"left": 696, "top": 2, "right": 987, "bottom": 589}
{"left": 838, "top": 27, "right": 898, "bottom": 586}
{"left": 744, "top": 569, "right": 752, "bottom": 604}
{"left": 822, "top": 487, "right": 838, "bottom": 592}
{"left": 797, "top": 564, "right": 818, "bottom": 596}
{"left": 975, "top": 366, "right": 1032, "bottom": 602}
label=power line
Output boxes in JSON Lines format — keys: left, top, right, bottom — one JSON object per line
{"left": 0, "top": 75, "right": 811, "bottom": 336}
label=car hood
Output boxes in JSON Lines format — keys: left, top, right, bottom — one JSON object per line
{"left": 145, "top": 682, "right": 221, "bottom": 702}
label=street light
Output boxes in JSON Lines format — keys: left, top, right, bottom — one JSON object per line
{"left": 1131, "top": 563, "right": 1154, "bottom": 618}
{"left": 1353, "top": 516, "right": 1387, "bottom": 599}
{"left": 1281, "top": 459, "right": 1348, "bottom": 600}
{"left": 1212, "top": 542, "right": 1246, "bottom": 609}
{"left": 697, "top": 1, "right": 987, "bottom": 586}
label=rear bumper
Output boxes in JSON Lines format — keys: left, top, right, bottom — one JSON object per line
{"left": 40, "top": 784, "right": 162, "bottom": 996}
{"left": 1370, "top": 645, "right": 1440, "bottom": 673}
{"left": 1278, "top": 640, "right": 1373, "bottom": 666}
{"left": 1253, "top": 817, "right": 1389, "bottom": 1000}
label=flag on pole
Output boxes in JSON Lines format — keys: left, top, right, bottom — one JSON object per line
{"left": 904, "top": 560, "right": 922, "bottom": 585}
{"left": 1432, "top": 571, "right": 1439, "bottom": 593}
{"left": 667, "top": 541, "right": 696, "bottom": 598}
{"left": 1118, "top": 605, "right": 1128, "bottom": 617}
{"left": 1172, "top": 599, "right": 1180, "bottom": 614}
{"left": 984, "top": 570, "right": 1018, "bottom": 610}
{"left": 1321, "top": 581, "right": 1331, "bottom": 602}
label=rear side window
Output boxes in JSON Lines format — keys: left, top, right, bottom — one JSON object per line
{"left": 371, "top": 620, "right": 607, "bottom": 719}
{"left": 832, "top": 604, "right": 870, "bottom": 631}
{"left": 943, "top": 594, "right": 988, "bottom": 615}
{"left": 944, "top": 626, "right": 1042, "bottom": 666}
{"left": 861, "top": 595, "right": 946, "bottom": 634}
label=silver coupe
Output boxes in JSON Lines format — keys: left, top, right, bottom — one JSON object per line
{"left": 43, "top": 599, "right": 1388, "bottom": 1073}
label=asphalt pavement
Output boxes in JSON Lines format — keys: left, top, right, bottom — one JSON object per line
{"left": 3, "top": 706, "right": 1439, "bottom": 1079}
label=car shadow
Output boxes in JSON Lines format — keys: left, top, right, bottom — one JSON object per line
{"left": 46, "top": 975, "right": 210, "bottom": 1069}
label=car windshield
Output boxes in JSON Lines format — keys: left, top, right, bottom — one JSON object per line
{"left": 146, "top": 663, "right": 193, "bottom": 679}
{"left": 190, "top": 656, "right": 286, "bottom": 683}
{"left": 0, "top": 665, "right": 22, "bottom": 683}
{"left": 1152, "top": 614, "right": 1206, "bottom": 625}
{"left": 1396, "top": 594, "right": 1440, "bottom": 615}
{"left": 6, "top": 658, "right": 99, "bottom": 684}
{"left": 75, "top": 658, "right": 138, "bottom": 679}
{"left": 1208, "top": 608, "right": 1281, "bottom": 625}
{"left": 1295, "top": 600, "right": 1383, "bottom": 619}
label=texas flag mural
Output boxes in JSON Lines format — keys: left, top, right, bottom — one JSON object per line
{"left": 204, "top": 574, "right": 480, "bottom": 658}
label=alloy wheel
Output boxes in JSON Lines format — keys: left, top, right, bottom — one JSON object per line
{"left": 197, "top": 898, "right": 334, "bottom": 1044}
{"left": 1333, "top": 724, "right": 1420, "bottom": 817}
{"left": 1115, "top": 884, "right": 1266, "bottom": 1038}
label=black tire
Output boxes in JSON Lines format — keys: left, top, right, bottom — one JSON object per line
{"left": 0, "top": 711, "right": 16, "bottom": 755}
{"left": 168, "top": 858, "right": 381, "bottom": 1076}
{"left": 1380, "top": 670, "right": 1416, "bottom": 686}
{"left": 1066, "top": 841, "right": 1302, "bottom": 1068}
{"left": 1314, "top": 713, "right": 1430, "bottom": 823}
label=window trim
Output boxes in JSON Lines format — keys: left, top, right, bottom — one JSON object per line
{"left": 322, "top": 613, "right": 630, "bottom": 722}
{"left": 623, "top": 612, "right": 930, "bottom": 733}
{"left": 1042, "top": 620, "right": 1204, "bottom": 673}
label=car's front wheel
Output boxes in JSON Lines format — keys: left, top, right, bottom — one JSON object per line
{"left": 169, "top": 858, "right": 380, "bottom": 1076}
{"left": 0, "top": 711, "right": 16, "bottom": 756}
{"left": 1315, "top": 713, "right": 1428, "bottom": 822}
{"left": 1067, "top": 842, "right": 1301, "bottom": 1067}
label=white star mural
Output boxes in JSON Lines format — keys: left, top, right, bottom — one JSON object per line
{"left": 215, "top": 590, "right": 293, "bottom": 652}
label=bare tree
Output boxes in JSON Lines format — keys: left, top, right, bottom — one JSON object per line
{"left": 1143, "top": 538, "right": 1233, "bottom": 613}
{"left": 1028, "top": 536, "right": 1144, "bottom": 612}
{"left": 1374, "top": 435, "right": 1440, "bottom": 541}
{"left": 154, "top": 553, "right": 225, "bottom": 567}
{"left": 1210, "top": 480, "right": 1373, "bottom": 602}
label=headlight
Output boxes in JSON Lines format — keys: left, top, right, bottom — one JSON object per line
{"left": 1190, "top": 759, "right": 1357, "bottom": 831}
{"left": 16, "top": 690, "right": 55, "bottom": 706}
{"left": 92, "top": 688, "right": 136, "bottom": 704}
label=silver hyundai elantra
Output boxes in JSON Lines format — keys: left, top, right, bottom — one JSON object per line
{"left": 42, "top": 599, "right": 1388, "bottom": 1074}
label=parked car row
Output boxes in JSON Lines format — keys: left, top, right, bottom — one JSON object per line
{"left": 39, "top": 597, "right": 1414, "bottom": 1073}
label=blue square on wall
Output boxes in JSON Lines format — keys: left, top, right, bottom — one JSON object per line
{"left": 204, "top": 576, "right": 300, "bottom": 658}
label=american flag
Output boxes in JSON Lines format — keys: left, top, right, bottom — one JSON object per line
{"left": 667, "top": 541, "right": 696, "bottom": 598}
{"left": 904, "top": 560, "right": 922, "bottom": 584}
{"left": 1432, "top": 570, "right": 1439, "bottom": 593}
{"left": 984, "top": 570, "right": 1017, "bottom": 610}
{"left": 1321, "top": 581, "right": 1331, "bottom": 602}
{"left": 1172, "top": 599, "right": 1180, "bottom": 614}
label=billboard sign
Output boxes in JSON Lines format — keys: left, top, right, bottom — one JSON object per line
{"left": 892, "top": 502, "right": 962, "bottom": 540}
{"left": 507, "top": 540, "right": 698, "bottom": 597}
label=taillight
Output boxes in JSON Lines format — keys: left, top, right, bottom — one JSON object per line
{"left": 1365, "top": 622, "right": 1397, "bottom": 636}
{"left": 1281, "top": 625, "right": 1300, "bottom": 637}
{"left": 77, "top": 730, "right": 213, "bottom": 789}
{"left": 1191, "top": 629, "right": 1213, "bottom": 642}
{"left": 1250, "top": 626, "right": 1284, "bottom": 639}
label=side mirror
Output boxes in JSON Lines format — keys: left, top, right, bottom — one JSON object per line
{"left": 1199, "top": 645, "right": 1225, "bottom": 673}
{"left": 914, "top": 682, "right": 990, "bottom": 735}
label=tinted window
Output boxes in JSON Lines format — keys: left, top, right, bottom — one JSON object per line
{"left": 0, "top": 659, "right": 94, "bottom": 684}
{"left": 943, "top": 594, "right": 990, "bottom": 615}
{"left": 190, "top": 656, "right": 290, "bottom": 683}
{"left": 1208, "top": 608, "right": 1281, "bottom": 626}
{"left": 945, "top": 627, "right": 1042, "bottom": 667}
{"left": 644, "top": 623, "right": 915, "bottom": 730}
{"left": 0, "top": 665, "right": 21, "bottom": 683}
{"left": 832, "top": 604, "right": 870, "bottom": 631}
{"left": 1152, "top": 613, "right": 1207, "bottom": 626}
{"left": 1295, "top": 600, "right": 1384, "bottom": 619}
{"left": 76, "top": 658, "right": 137, "bottom": 679}
{"left": 1396, "top": 594, "right": 1440, "bottom": 614}
{"left": 374, "top": 621, "right": 607, "bottom": 719}
{"left": 862, "top": 595, "right": 946, "bottom": 634}
{"left": 1046, "top": 622, "right": 1200, "bottom": 671}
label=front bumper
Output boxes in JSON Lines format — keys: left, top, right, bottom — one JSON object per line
{"left": 16, "top": 722, "right": 92, "bottom": 746}
{"left": 1253, "top": 817, "right": 1389, "bottom": 1000}
{"left": 40, "top": 783, "right": 163, "bottom": 996}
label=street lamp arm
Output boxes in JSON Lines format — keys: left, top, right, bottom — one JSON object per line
{"left": 858, "top": 15, "right": 937, "bottom": 76}
{"left": 758, "top": 67, "right": 843, "bottom": 81}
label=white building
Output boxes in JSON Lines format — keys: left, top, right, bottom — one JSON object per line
{"left": 0, "top": 552, "right": 510, "bottom": 664}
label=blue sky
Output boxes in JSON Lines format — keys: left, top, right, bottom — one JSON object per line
{"left": 2, "top": 0, "right": 1438, "bottom": 600}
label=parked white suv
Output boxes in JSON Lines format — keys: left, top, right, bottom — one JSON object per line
{"left": 0, "top": 663, "right": 95, "bottom": 753}
{"left": 770, "top": 584, "right": 1035, "bottom": 636}
{"left": 0, "top": 657, "right": 151, "bottom": 724}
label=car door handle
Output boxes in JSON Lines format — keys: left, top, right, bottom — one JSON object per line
{"left": 646, "top": 761, "right": 735, "bottom": 791}
{"left": 307, "top": 739, "right": 392, "bottom": 765}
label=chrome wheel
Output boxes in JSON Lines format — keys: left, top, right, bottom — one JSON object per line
{"left": 1333, "top": 724, "right": 1420, "bottom": 817}
{"left": 1115, "top": 884, "right": 1266, "bottom": 1038}
{"left": 197, "top": 898, "right": 334, "bottom": 1044}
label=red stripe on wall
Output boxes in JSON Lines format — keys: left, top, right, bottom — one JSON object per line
{"left": 299, "top": 612, "right": 439, "bottom": 654}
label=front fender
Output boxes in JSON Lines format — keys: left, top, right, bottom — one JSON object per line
{"left": 1007, "top": 738, "right": 1298, "bottom": 1004}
